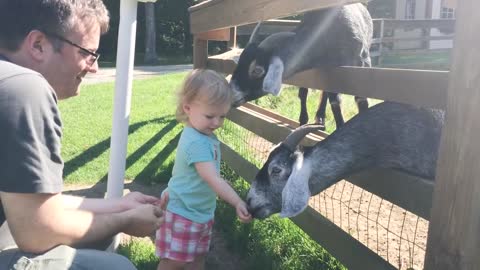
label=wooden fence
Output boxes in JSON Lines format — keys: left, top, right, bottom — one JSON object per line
{"left": 189, "top": 0, "right": 480, "bottom": 269}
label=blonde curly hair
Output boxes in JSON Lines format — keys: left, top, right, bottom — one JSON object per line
{"left": 176, "top": 69, "right": 233, "bottom": 123}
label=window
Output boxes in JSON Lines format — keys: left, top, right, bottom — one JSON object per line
{"left": 440, "top": 7, "right": 455, "bottom": 18}
{"left": 440, "top": 0, "right": 455, "bottom": 18}
{"left": 405, "top": 0, "right": 416, "bottom": 20}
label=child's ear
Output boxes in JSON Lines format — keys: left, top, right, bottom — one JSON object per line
{"left": 183, "top": 103, "right": 191, "bottom": 113}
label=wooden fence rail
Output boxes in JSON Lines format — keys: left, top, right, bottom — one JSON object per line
{"left": 208, "top": 52, "right": 448, "bottom": 110}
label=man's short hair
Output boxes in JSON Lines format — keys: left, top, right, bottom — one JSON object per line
{"left": 0, "top": 0, "right": 110, "bottom": 51}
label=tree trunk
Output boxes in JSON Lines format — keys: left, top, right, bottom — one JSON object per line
{"left": 144, "top": 2, "right": 158, "bottom": 65}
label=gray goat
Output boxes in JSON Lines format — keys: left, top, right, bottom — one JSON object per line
{"left": 246, "top": 102, "right": 444, "bottom": 219}
{"left": 230, "top": 3, "right": 373, "bottom": 127}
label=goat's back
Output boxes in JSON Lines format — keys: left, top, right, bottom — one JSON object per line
{"left": 281, "top": 3, "right": 373, "bottom": 75}
{"left": 320, "top": 102, "right": 444, "bottom": 180}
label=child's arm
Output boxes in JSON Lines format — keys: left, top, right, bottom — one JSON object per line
{"left": 195, "top": 162, "right": 252, "bottom": 222}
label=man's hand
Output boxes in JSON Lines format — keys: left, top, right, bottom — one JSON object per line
{"left": 119, "top": 192, "right": 161, "bottom": 211}
{"left": 120, "top": 191, "right": 169, "bottom": 237}
{"left": 120, "top": 204, "right": 165, "bottom": 237}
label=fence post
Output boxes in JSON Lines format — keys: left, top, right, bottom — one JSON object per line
{"left": 424, "top": 0, "right": 480, "bottom": 268}
{"left": 228, "top": 27, "right": 237, "bottom": 48}
{"left": 193, "top": 36, "right": 208, "bottom": 69}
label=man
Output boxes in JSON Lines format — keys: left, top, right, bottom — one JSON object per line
{"left": 0, "top": 0, "right": 167, "bottom": 269}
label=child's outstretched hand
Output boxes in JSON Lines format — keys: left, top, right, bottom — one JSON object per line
{"left": 235, "top": 201, "right": 252, "bottom": 223}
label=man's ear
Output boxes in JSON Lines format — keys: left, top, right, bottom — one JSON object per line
{"left": 262, "top": 56, "right": 284, "bottom": 96}
{"left": 280, "top": 157, "right": 311, "bottom": 218}
{"left": 24, "top": 30, "right": 50, "bottom": 61}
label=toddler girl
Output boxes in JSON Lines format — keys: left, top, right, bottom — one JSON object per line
{"left": 156, "top": 69, "right": 252, "bottom": 270}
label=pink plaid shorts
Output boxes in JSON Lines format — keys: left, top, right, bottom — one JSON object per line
{"left": 155, "top": 210, "right": 214, "bottom": 262}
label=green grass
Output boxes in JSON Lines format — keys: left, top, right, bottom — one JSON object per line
{"left": 59, "top": 73, "right": 187, "bottom": 185}
{"left": 118, "top": 238, "right": 159, "bottom": 270}
{"left": 380, "top": 51, "right": 450, "bottom": 70}
{"left": 252, "top": 85, "right": 382, "bottom": 134}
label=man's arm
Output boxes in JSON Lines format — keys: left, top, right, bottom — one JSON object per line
{"left": 0, "top": 192, "right": 165, "bottom": 253}
{"left": 62, "top": 192, "right": 161, "bottom": 213}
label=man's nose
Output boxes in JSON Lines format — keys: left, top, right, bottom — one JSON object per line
{"left": 88, "top": 61, "right": 99, "bottom": 73}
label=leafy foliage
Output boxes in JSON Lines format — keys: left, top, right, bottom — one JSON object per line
{"left": 100, "top": 0, "right": 195, "bottom": 62}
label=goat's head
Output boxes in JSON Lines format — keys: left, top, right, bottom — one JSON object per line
{"left": 246, "top": 124, "right": 322, "bottom": 219}
{"left": 230, "top": 23, "right": 294, "bottom": 107}
{"left": 230, "top": 42, "right": 273, "bottom": 106}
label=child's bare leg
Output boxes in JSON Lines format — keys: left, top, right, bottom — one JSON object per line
{"left": 157, "top": 258, "right": 187, "bottom": 270}
{"left": 185, "top": 255, "right": 206, "bottom": 270}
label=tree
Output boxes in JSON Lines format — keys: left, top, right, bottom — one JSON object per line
{"left": 144, "top": 2, "right": 158, "bottom": 64}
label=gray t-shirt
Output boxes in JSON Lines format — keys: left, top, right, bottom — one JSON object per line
{"left": 0, "top": 57, "right": 64, "bottom": 226}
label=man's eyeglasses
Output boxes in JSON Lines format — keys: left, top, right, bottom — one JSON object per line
{"left": 43, "top": 31, "right": 100, "bottom": 65}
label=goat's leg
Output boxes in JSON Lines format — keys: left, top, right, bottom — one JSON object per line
{"left": 298, "top": 87, "right": 309, "bottom": 125}
{"left": 354, "top": 54, "right": 371, "bottom": 114}
{"left": 328, "top": 92, "right": 345, "bottom": 129}
{"left": 313, "top": 91, "right": 328, "bottom": 131}
{"left": 355, "top": 96, "right": 369, "bottom": 113}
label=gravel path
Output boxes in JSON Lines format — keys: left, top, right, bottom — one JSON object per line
{"left": 84, "top": 64, "right": 192, "bottom": 84}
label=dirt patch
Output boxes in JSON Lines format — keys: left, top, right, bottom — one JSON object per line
{"left": 309, "top": 181, "right": 428, "bottom": 270}
{"left": 63, "top": 180, "right": 247, "bottom": 270}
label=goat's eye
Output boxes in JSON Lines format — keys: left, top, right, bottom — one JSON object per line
{"left": 271, "top": 167, "right": 282, "bottom": 175}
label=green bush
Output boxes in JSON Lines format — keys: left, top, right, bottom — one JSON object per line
{"left": 216, "top": 163, "right": 346, "bottom": 270}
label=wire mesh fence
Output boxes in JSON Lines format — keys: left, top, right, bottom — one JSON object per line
{"left": 218, "top": 118, "right": 429, "bottom": 270}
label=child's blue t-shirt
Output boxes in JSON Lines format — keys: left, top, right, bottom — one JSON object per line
{"left": 165, "top": 126, "right": 221, "bottom": 223}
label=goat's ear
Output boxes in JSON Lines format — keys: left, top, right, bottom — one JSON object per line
{"left": 248, "top": 60, "right": 265, "bottom": 79}
{"left": 280, "top": 157, "right": 311, "bottom": 218}
{"left": 263, "top": 56, "right": 284, "bottom": 96}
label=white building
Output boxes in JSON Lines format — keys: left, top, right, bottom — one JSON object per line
{"left": 393, "top": 0, "right": 456, "bottom": 49}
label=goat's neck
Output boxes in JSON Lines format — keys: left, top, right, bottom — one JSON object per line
{"left": 304, "top": 127, "right": 375, "bottom": 196}
{"left": 303, "top": 103, "right": 443, "bottom": 195}
{"left": 279, "top": 46, "right": 318, "bottom": 78}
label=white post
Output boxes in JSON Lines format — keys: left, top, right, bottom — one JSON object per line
{"left": 106, "top": 0, "right": 139, "bottom": 200}
{"left": 106, "top": 0, "right": 157, "bottom": 251}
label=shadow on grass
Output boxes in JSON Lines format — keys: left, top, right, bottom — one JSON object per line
{"left": 64, "top": 116, "right": 180, "bottom": 189}
{"left": 134, "top": 131, "right": 181, "bottom": 185}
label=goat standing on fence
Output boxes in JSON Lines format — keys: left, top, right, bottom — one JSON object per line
{"left": 245, "top": 102, "right": 444, "bottom": 219}
{"left": 230, "top": 3, "right": 373, "bottom": 128}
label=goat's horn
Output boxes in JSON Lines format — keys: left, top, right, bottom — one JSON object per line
{"left": 283, "top": 124, "right": 324, "bottom": 151}
{"left": 248, "top": 21, "right": 263, "bottom": 44}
